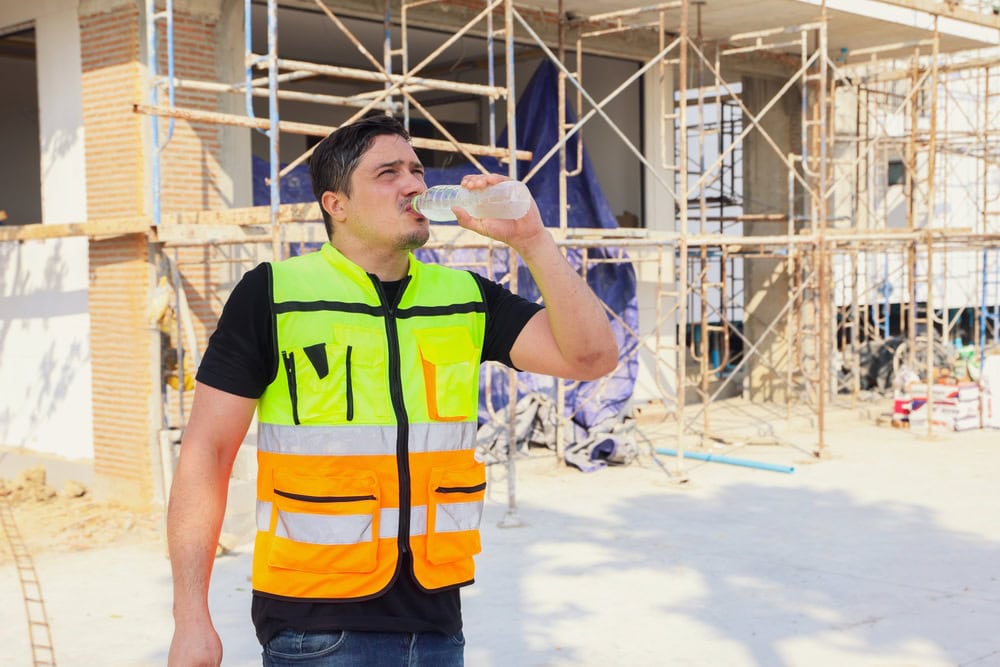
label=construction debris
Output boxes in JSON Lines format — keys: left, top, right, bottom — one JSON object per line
{"left": 0, "top": 466, "right": 162, "bottom": 566}
{"left": 476, "top": 393, "right": 638, "bottom": 472}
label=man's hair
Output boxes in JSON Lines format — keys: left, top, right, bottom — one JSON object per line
{"left": 309, "top": 115, "right": 412, "bottom": 238}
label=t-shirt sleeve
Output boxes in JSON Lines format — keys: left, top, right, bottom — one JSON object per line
{"left": 470, "top": 271, "right": 544, "bottom": 369}
{"left": 195, "top": 263, "right": 276, "bottom": 398}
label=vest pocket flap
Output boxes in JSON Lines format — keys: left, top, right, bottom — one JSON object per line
{"left": 414, "top": 327, "right": 480, "bottom": 421}
{"left": 283, "top": 328, "right": 390, "bottom": 423}
{"left": 414, "top": 327, "right": 477, "bottom": 365}
{"left": 426, "top": 464, "right": 485, "bottom": 565}
{"left": 431, "top": 465, "right": 487, "bottom": 501}
{"left": 302, "top": 343, "right": 329, "bottom": 379}
{"left": 273, "top": 468, "right": 379, "bottom": 511}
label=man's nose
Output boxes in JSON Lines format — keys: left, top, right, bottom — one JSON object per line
{"left": 403, "top": 169, "right": 426, "bottom": 193}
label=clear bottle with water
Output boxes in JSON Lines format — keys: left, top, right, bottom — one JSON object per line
{"left": 411, "top": 180, "right": 532, "bottom": 221}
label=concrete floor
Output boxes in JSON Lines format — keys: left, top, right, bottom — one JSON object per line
{"left": 1, "top": 399, "right": 999, "bottom": 666}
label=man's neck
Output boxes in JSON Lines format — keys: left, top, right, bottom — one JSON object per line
{"left": 331, "top": 238, "right": 410, "bottom": 282}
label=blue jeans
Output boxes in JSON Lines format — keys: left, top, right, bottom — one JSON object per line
{"left": 262, "top": 629, "right": 465, "bottom": 666}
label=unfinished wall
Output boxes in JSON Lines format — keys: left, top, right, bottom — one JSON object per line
{"left": 742, "top": 75, "right": 798, "bottom": 403}
{"left": 38, "top": 6, "right": 88, "bottom": 226}
{"left": 632, "top": 64, "right": 678, "bottom": 405}
{"left": 0, "top": 1, "right": 93, "bottom": 462}
{"left": 79, "top": 0, "right": 154, "bottom": 505}
{"left": 0, "top": 238, "right": 93, "bottom": 460}
{"left": 78, "top": 0, "right": 243, "bottom": 507}
{"left": 157, "top": 1, "right": 256, "bottom": 458}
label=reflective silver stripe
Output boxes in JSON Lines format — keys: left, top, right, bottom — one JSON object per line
{"left": 435, "top": 500, "right": 484, "bottom": 533}
{"left": 260, "top": 503, "right": 401, "bottom": 541}
{"left": 257, "top": 501, "right": 272, "bottom": 532}
{"left": 379, "top": 508, "right": 400, "bottom": 539}
{"left": 258, "top": 423, "right": 396, "bottom": 456}
{"left": 276, "top": 510, "right": 373, "bottom": 545}
{"left": 407, "top": 422, "right": 477, "bottom": 454}
{"left": 259, "top": 503, "right": 482, "bottom": 538}
{"left": 410, "top": 504, "right": 427, "bottom": 537}
{"left": 258, "top": 421, "right": 477, "bottom": 456}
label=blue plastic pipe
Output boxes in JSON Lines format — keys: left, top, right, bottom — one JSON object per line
{"left": 655, "top": 447, "right": 795, "bottom": 474}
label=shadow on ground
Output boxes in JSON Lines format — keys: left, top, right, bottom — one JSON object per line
{"left": 466, "top": 472, "right": 999, "bottom": 666}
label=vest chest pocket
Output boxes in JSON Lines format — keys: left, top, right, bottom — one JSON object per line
{"left": 282, "top": 326, "right": 389, "bottom": 424}
{"left": 414, "top": 327, "right": 481, "bottom": 421}
{"left": 425, "top": 463, "right": 486, "bottom": 565}
{"left": 267, "top": 468, "right": 381, "bottom": 574}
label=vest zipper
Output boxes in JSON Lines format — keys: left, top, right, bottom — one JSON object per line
{"left": 345, "top": 345, "right": 354, "bottom": 421}
{"left": 281, "top": 350, "right": 300, "bottom": 425}
{"left": 371, "top": 274, "right": 413, "bottom": 557}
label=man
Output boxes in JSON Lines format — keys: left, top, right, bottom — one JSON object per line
{"left": 167, "top": 115, "right": 618, "bottom": 666}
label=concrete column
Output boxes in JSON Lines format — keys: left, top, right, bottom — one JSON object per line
{"left": 632, "top": 64, "right": 677, "bottom": 407}
{"left": 37, "top": 6, "right": 87, "bottom": 225}
{"left": 742, "top": 75, "right": 799, "bottom": 403}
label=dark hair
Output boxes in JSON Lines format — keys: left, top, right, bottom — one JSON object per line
{"left": 309, "top": 115, "right": 411, "bottom": 238}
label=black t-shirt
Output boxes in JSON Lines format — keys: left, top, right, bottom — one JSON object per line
{"left": 195, "top": 260, "right": 542, "bottom": 645}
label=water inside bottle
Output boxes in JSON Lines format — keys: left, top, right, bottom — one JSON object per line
{"left": 411, "top": 181, "right": 531, "bottom": 220}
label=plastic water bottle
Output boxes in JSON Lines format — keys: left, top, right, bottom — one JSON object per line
{"left": 411, "top": 180, "right": 532, "bottom": 221}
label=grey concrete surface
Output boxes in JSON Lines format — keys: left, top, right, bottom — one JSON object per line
{"left": 1, "top": 401, "right": 999, "bottom": 666}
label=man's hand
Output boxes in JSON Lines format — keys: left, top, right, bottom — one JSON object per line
{"left": 452, "top": 173, "right": 545, "bottom": 255}
{"left": 452, "top": 173, "right": 618, "bottom": 381}
{"left": 166, "top": 383, "right": 255, "bottom": 667}
{"left": 168, "top": 619, "right": 222, "bottom": 666}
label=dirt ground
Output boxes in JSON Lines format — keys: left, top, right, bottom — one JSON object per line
{"left": 0, "top": 465, "right": 162, "bottom": 566}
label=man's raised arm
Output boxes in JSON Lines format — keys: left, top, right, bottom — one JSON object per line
{"left": 453, "top": 173, "right": 619, "bottom": 381}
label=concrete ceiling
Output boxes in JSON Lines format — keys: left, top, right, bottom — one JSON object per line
{"left": 270, "top": 1, "right": 999, "bottom": 67}
{"left": 534, "top": 0, "right": 999, "bottom": 60}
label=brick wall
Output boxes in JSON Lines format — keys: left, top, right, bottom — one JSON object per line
{"left": 158, "top": 11, "right": 227, "bottom": 213}
{"left": 155, "top": 6, "right": 233, "bottom": 440}
{"left": 80, "top": 1, "right": 229, "bottom": 508}
{"left": 80, "top": 2, "right": 152, "bottom": 507}
{"left": 80, "top": 3, "right": 145, "bottom": 219}
{"left": 88, "top": 234, "right": 157, "bottom": 505}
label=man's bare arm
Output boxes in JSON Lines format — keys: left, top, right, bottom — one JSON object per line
{"left": 453, "top": 173, "right": 618, "bottom": 381}
{"left": 507, "top": 235, "right": 618, "bottom": 381}
{"left": 167, "top": 382, "right": 257, "bottom": 667}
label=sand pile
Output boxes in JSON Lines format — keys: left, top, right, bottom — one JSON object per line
{"left": 0, "top": 465, "right": 162, "bottom": 565}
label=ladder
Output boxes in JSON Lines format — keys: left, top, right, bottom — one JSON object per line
{"left": 0, "top": 496, "right": 56, "bottom": 666}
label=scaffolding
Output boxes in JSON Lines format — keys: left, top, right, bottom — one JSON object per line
{"left": 142, "top": 1, "right": 1000, "bottom": 475}
{"left": 7, "top": 0, "right": 998, "bottom": 484}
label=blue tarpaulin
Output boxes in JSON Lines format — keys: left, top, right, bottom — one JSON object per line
{"left": 253, "top": 60, "right": 639, "bottom": 470}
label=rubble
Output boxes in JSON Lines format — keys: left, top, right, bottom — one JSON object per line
{"left": 0, "top": 465, "right": 162, "bottom": 566}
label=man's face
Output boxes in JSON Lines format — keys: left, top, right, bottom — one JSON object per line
{"left": 340, "top": 134, "right": 429, "bottom": 251}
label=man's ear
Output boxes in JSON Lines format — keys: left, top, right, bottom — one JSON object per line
{"left": 321, "top": 191, "right": 348, "bottom": 223}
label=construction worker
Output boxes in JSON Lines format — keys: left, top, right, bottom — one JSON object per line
{"left": 166, "top": 114, "right": 618, "bottom": 666}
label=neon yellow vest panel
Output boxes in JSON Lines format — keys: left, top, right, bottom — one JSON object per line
{"left": 253, "top": 244, "right": 487, "bottom": 601}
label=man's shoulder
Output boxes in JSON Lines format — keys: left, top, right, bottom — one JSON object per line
{"left": 416, "top": 259, "right": 480, "bottom": 285}
{"left": 272, "top": 246, "right": 327, "bottom": 270}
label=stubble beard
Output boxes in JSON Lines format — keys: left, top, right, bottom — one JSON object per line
{"left": 396, "top": 227, "right": 430, "bottom": 251}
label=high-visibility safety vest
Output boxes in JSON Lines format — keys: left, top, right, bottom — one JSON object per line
{"left": 252, "top": 243, "right": 487, "bottom": 601}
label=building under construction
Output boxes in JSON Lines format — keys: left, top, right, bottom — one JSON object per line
{"left": 1, "top": 0, "right": 999, "bottom": 510}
